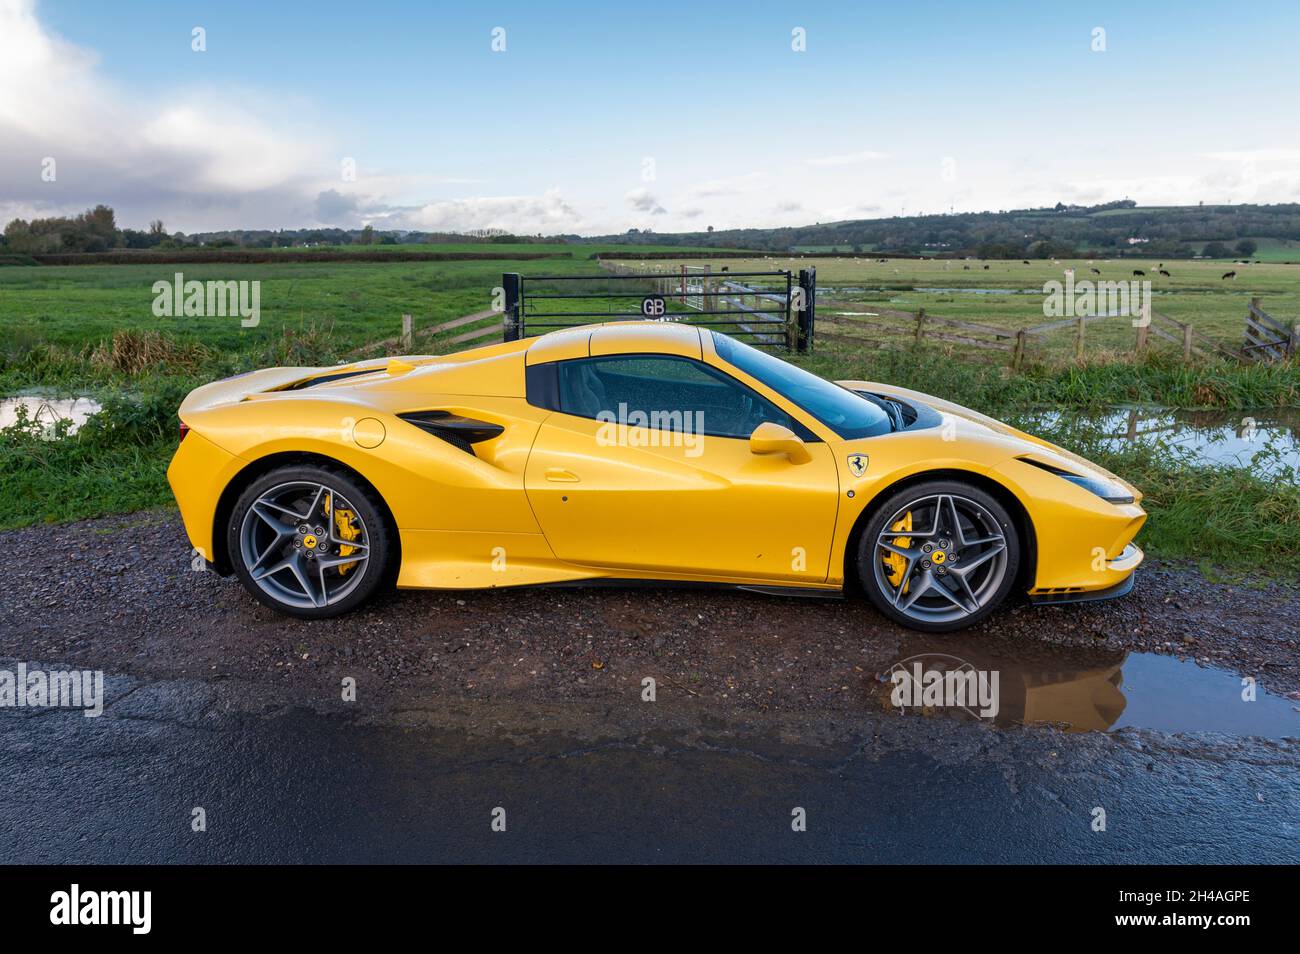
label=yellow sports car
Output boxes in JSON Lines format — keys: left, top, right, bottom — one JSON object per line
{"left": 167, "top": 322, "right": 1145, "bottom": 632}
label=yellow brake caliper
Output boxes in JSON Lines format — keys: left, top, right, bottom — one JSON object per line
{"left": 330, "top": 496, "right": 361, "bottom": 575}
{"left": 881, "top": 512, "right": 913, "bottom": 595}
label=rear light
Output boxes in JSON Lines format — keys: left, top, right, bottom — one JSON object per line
{"left": 179, "top": 421, "right": 190, "bottom": 442}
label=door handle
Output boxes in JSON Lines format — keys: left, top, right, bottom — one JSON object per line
{"left": 545, "top": 468, "right": 580, "bottom": 483}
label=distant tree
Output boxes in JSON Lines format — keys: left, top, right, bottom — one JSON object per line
{"left": 1203, "top": 241, "right": 1231, "bottom": 258}
{"left": 1235, "top": 238, "right": 1258, "bottom": 256}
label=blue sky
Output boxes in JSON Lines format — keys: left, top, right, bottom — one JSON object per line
{"left": 4, "top": 0, "right": 1299, "bottom": 233}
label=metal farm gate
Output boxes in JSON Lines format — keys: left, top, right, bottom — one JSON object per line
{"left": 501, "top": 266, "right": 816, "bottom": 352}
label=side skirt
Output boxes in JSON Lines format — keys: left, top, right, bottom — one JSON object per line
{"left": 531, "top": 578, "right": 846, "bottom": 600}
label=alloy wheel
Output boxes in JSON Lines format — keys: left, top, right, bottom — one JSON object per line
{"left": 238, "top": 481, "right": 371, "bottom": 610}
{"left": 873, "top": 493, "right": 1009, "bottom": 625}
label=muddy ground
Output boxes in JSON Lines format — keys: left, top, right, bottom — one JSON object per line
{"left": 2, "top": 509, "right": 1297, "bottom": 710}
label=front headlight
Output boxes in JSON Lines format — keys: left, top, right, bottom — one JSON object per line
{"left": 1019, "top": 457, "right": 1135, "bottom": 504}
{"left": 1057, "top": 473, "right": 1135, "bottom": 505}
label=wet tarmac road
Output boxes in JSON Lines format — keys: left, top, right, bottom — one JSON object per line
{"left": 2, "top": 513, "right": 1297, "bottom": 864}
{"left": 1, "top": 672, "right": 1295, "bottom": 864}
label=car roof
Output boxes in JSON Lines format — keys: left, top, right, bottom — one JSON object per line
{"left": 524, "top": 321, "right": 703, "bottom": 365}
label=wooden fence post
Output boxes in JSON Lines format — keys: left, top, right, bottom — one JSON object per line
{"left": 1012, "top": 329, "right": 1027, "bottom": 370}
{"left": 1182, "top": 323, "right": 1194, "bottom": 361}
{"left": 914, "top": 308, "right": 927, "bottom": 343}
{"left": 401, "top": 313, "right": 413, "bottom": 351}
{"left": 1075, "top": 315, "right": 1085, "bottom": 362}
{"left": 703, "top": 264, "right": 713, "bottom": 313}
{"left": 1134, "top": 322, "right": 1148, "bottom": 357}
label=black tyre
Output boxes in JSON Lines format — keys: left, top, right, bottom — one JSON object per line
{"left": 227, "top": 464, "right": 393, "bottom": 619}
{"left": 856, "top": 479, "right": 1020, "bottom": 632}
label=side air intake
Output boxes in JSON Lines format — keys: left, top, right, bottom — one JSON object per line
{"left": 398, "top": 411, "right": 504, "bottom": 455}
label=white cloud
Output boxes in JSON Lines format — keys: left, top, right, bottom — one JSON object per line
{"left": 625, "top": 187, "right": 666, "bottom": 215}
{"left": 819, "top": 202, "right": 883, "bottom": 221}
{"left": 366, "top": 188, "right": 587, "bottom": 234}
{"left": 1202, "top": 148, "right": 1300, "bottom": 163}
{"left": 804, "top": 150, "right": 889, "bottom": 166}
{"left": 0, "top": 0, "right": 335, "bottom": 229}
{"left": 0, "top": 0, "right": 591, "bottom": 234}
{"left": 687, "top": 172, "right": 769, "bottom": 197}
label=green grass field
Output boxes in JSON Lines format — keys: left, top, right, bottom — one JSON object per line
{"left": 1, "top": 258, "right": 523, "bottom": 355}
{"left": 3, "top": 251, "right": 1297, "bottom": 357}
{"left": 1, "top": 249, "right": 1296, "bottom": 572}
{"left": 619, "top": 255, "right": 1300, "bottom": 354}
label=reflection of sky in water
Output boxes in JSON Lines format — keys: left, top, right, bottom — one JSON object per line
{"left": 1109, "top": 653, "right": 1296, "bottom": 738}
{"left": 1017, "top": 406, "right": 1299, "bottom": 473}
{"left": 0, "top": 394, "right": 102, "bottom": 435}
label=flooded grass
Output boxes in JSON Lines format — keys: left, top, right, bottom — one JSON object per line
{"left": 0, "top": 393, "right": 103, "bottom": 436}
{"left": 1020, "top": 406, "right": 1299, "bottom": 472}
{"left": 0, "top": 383, "right": 188, "bottom": 530}
{"left": 1, "top": 325, "right": 1296, "bottom": 575}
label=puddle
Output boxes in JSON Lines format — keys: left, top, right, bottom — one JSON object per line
{"left": 1019, "top": 406, "right": 1299, "bottom": 473}
{"left": 876, "top": 643, "right": 1296, "bottom": 738}
{"left": 914, "top": 286, "right": 1030, "bottom": 295}
{"left": 0, "top": 393, "right": 102, "bottom": 437}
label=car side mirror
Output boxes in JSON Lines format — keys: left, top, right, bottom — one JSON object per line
{"left": 749, "top": 421, "right": 812, "bottom": 464}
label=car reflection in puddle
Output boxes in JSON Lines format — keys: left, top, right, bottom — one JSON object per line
{"left": 875, "top": 641, "right": 1297, "bottom": 739}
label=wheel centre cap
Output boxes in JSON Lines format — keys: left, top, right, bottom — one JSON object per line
{"left": 932, "top": 550, "right": 946, "bottom": 565}
{"left": 302, "top": 534, "right": 317, "bottom": 549}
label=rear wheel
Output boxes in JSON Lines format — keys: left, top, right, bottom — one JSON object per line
{"left": 227, "top": 465, "right": 393, "bottom": 618}
{"left": 856, "top": 480, "right": 1019, "bottom": 632}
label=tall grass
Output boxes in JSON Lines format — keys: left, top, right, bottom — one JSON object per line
{"left": 1018, "top": 414, "right": 1300, "bottom": 572}
{"left": 1, "top": 328, "right": 1297, "bottom": 574}
{"left": 0, "top": 383, "right": 187, "bottom": 529}
{"left": 797, "top": 345, "right": 1298, "bottom": 411}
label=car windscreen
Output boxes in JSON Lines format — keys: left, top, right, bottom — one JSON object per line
{"left": 711, "top": 332, "right": 892, "bottom": 439}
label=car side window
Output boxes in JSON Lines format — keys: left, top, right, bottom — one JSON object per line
{"left": 553, "top": 355, "right": 813, "bottom": 440}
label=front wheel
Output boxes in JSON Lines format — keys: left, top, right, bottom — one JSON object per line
{"left": 227, "top": 465, "right": 393, "bottom": 619}
{"left": 856, "top": 480, "right": 1020, "bottom": 632}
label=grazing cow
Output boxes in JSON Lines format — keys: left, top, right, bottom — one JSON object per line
{"left": 1133, "top": 270, "right": 1146, "bottom": 276}
{"left": 983, "top": 264, "right": 990, "bottom": 270}
{"left": 1022, "top": 260, "right": 1030, "bottom": 264}
{"left": 1090, "top": 267, "right": 1101, "bottom": 275}
{"left": 963, "top": 265, "right": 970, "bottom": 270}
{"left": 1222, "top": 270, "right": 1237, "bottom": 280}
{"left": 1158, "top": 269, "right": 1171, "bottom": 277}
{"left": 720, "top": 266, "right": 729, "bottom": 273}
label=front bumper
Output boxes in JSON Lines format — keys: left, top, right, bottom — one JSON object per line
{"left": 1027, "top": 543, "right": 1142, "bottom": 605}
{"left": 1027, "top": 570, "right": 1137, "bottom": 605}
